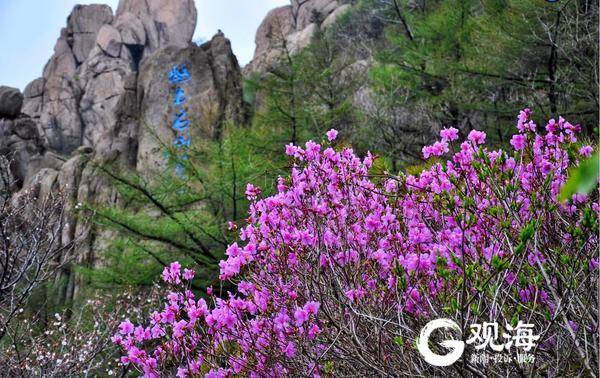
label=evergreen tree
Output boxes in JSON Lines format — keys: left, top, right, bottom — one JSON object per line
{"left": 89, "top": 122, "right": 287, "bottom": 289}
{"left": 369, "top": 0, "right": 598, "bottom": 165}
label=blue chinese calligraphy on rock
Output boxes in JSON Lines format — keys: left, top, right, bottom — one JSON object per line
{"left": 168, "top": 64, "right": 191, "bottom": 84}
{"left": 173, "top": 87, "right": 187, "bottom": 106}
{"left": 173, "top": 135, "right": 191, "bottom": 148}
{"left": 172, "top": 110, "right": 190, "bottom": 132}
{"left": 168, "top": 64, "right": 192, "bottom": 178}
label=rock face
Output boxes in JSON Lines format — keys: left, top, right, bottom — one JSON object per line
{"left": 96, "top": 24, "right": 123, "bottom": 57}
{"left": 292, "top": 0, "right": 340, "bottom": 29}
{"left": 244, "top": 6, "right": 295, "bottom": 74}
{"left": 67, "top": 4, "right": 114, "bottom": 64}
{"left": 22, "top": 78, "right": 45, "bottom": 117}
{"left": 0, "top": 116, "right": 46, "bottom": 189}
{"left": 137, "top": 34, "right": 247, "bottom": 173}
{"left": 0, "top": 86, "right": 24, "bottom": 119}
{"left": 322, "top": 4, "right": 351, "bottom": 28}
{"left": 116, "top": 0, "right": 197, "bottom": 51}
{"left": 21, "top": 0, "right": 201, "bottom": 156}
{"left": 1, "top": 0, "right": 247, "bottom": 303}
{"left": 245, "top": 0, "right": 348, "bottom": 74}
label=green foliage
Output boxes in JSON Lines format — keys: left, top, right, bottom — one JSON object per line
{"left": 90, "top": 116, "right": 295, "bottom": 290}
{"left": 560, "top": 151, "right": 600, "bottom": 201}
{"left": 371, "top": 0, "right": 598, "bottom": 163}
{"left": 78, "top": 239, "right": 170, "bottom": 287}
{"left": 247, "top": 27, "right": 363, "bottom": 148}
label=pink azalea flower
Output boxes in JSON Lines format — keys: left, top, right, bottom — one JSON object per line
{"left": 467, "top": 130, "right": 486, "bottom": 145}
{"left": 119, "top": 319, "right": 134, "bottom": 335}
{"left": 326, "top": 129, "right": 339, "bottom": 141}
{"left": 113, "top": 119, "right": 597, "bottom": 376}
{"left": 579, "top": 145, "right": 593, "bottom": 158}
{"left": 440, "top": 127, "right": 459, "bottom": 142}
{"left": 510, "top": 134, "right": 527, "bottom": 150}
{"left": 183, "top": 268, "right": 195, "bottom": 280}
{"left": 285, "top": 143, "right": 298, "bottom": 156}
{"left": 294, "top": 308, "right": 308, "bottom": 325}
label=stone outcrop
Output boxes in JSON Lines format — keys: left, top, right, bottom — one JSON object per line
{"left": 286, "top": 23, "right": 319, "bottom": 54}
{"left": 137, "top": 33, "right": 247, "bottom": 173}
{"left": 21, "top": 0, "right": 202, "bottom": 156}
{"left": 96, "top": 24, "right": 123, "bottom": 57}
{"left": 244, "top": 6, "right": 295, "bottom": 74}
{"left": 1, "top": 0, "right": 247, "bottom": 303}
{"left": 0, "top": 0, "right": 356, "bottom": 305}
{"left": 115, "top": 0, "right": 197, "bottom": 51}
{"left": 22, "top": 78, "right": 45, "bottom": 118}
{"left": 0, "top": 86, "right": 24, "bottom": 119}
{"left": 114, "top": 12, "right": 146, "bottom": 46}
{"left": 245, "top": 0, "right": 349, "bottom": 74}
{"left": 0, "top": 116, "right": 45, "bottom": 188}
{"left": 322, "top": 4, "right": 351, "bottom": 28}
{"left": 293, "top": 0, "right": 340, "bottom": 29}
{"left": 67, "top": 4, "right": 114, "bottom": 64}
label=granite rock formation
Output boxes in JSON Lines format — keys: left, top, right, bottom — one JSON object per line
{"left": 0, "top": 0, "right": 246, "bottom": 303}
{"left": 0, "top": 0, "right": 354, "bottom": 304}
{"left": 137, "top": 34, "right": 247, "bottom": 173}
{"left": 244, "top": 0, "right": 350, "bottom": 74}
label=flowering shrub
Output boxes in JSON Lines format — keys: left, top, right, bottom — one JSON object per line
{"left": 115, "top": 111, "right": 598, "bottom": 376}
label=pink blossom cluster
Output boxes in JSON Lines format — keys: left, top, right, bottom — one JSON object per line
{"left": 115, "top": 110, "right": 598, "bottom": 376}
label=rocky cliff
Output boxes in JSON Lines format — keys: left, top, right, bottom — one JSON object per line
{"left": 244, "top": 0, "right": 351, "bottom": 74}
{"left": 0, "top": 0, "right": 247, "bottom": 302}
{"left": 0, "top": 0, "right": 354, "bottom": 302}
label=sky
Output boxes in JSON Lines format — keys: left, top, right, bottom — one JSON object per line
{"left": 0, "top": 0, "right": 289, "bottom": 90}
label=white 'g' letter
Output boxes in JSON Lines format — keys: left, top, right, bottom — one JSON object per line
{"left": 417, "top": 318, "right": 464, "bottom": 367}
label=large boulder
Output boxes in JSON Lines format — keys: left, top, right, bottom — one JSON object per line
{"left": 322, "top": 4, "right": 351, "bottom": 28}
{"left": 114, "top": 12, "right": 146, "bottom": 46}
{"left": 286, "top": 23, "right": 318, "bottom": 54}
{"left": 116, "top": 0, "right": 197, "bottom": 51}
{"left": 0, "top": 86, "right": 24, "bottom": 119}
{"left": 22, "top": 78, "right": 45, "bottom": 118}
{"left": 245, "top": 0, "right": 346, "bottom": 74}
{"left": 292, "top": 0, "right": 340, "bottom": 30}
{"left": 79, "top": 51, "right": 138, "bottom": 165}
{"left": 67, "top": 4, "right": 114, "bottom": 64}
{"left": 96, "top": 24, "right": 123, "bottom": 58}
{"left": 256, "top": 6, "right": 295, "bottom": 56}
{"left": 0, "top": 116, "right": 49, "bottom": 187}
{"left": 201, "top": 34, "right": 248, "bottom": 127}
{"left": 243, "top": 6, "right": 294, "bottom": 74}
{"left": 38, "top": 27, "right": 82, "bottom": 154}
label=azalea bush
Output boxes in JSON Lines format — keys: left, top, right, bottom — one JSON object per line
{"left": 114, "top": 111, "right": 598, "bottom": 376}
